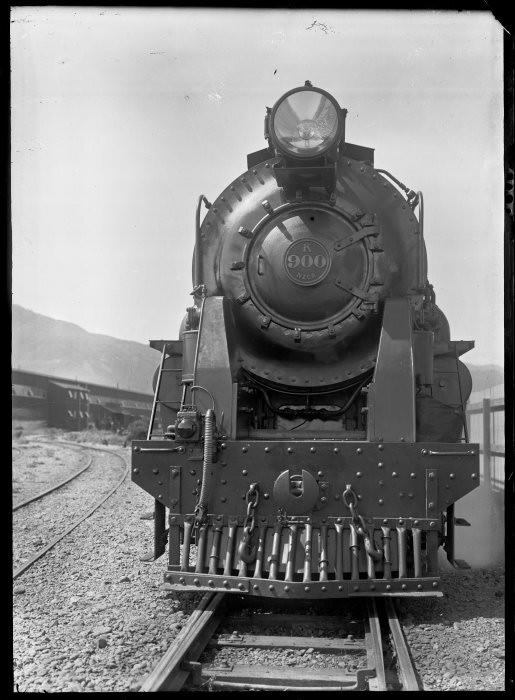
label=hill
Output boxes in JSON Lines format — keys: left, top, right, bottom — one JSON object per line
{"left": 11, "top": 305, "right": 159, "bottom": 395}
{"left": 466, "top": 363, "right": 504, "bottom": 394}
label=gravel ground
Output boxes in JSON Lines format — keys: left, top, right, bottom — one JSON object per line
{"left": 13, "top": 443, "right": 125, "bottom": 571}
{"left": 13, "top": 441, "right": 87, "bottom": 506}
{"left": 12, "top": 430, "right": 505, "bottom": 692}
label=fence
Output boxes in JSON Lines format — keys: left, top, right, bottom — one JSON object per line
{"left": 466, "top": 397, "right": 505, "bottom": 492}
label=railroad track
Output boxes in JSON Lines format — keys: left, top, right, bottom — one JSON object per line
{"left": 13, "top": 442, "right": 129, "bottom": 581}
{"left": 139, "top": 593, "right": 420, "bottom": 692}
{"left": 13, "top": 447, "right": 93, "bottom": 512}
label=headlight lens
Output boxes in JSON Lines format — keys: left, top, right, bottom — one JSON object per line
{"left": 271, "top": 88, "right": 341, "bottom": 158}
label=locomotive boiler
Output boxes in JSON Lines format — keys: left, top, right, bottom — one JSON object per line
{"left": 132, "top": 82, "right": 480, "bottom": 598}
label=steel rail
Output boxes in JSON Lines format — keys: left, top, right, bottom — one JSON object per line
{"left": 384, "top": 598, "right": 421, "bottom": 691}
{"left": 365, "top": 599, "right": 387, "bottom": 691}
{"left": 13, "top": 453, "right": 93, "bottom": 512}
{"left": 139, "top": 592, "right": 227, "bottom": 692}
{"left": 13, "top": 445, "right": 129, "bottom": 581}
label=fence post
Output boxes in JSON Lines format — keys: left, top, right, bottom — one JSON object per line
{"left": 482, "top": 398, "right": 491, "bottom": 489}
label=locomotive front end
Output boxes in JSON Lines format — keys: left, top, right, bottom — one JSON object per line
{"left": 132, "top": 83, "right": 480, "bottom": 599}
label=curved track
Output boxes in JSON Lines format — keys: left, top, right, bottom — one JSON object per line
{"left": 13, "top": 442, "right": 129, "bottom": 581}
{"left": 13, "top": 450, "right": 93, "bottom": 512}
{"left": 139, "top": 594, "right": 420, "bottom": 692}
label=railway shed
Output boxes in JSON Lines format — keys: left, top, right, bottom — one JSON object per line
{"left": 12, "top": 369, "right": 153, "bottom": 432}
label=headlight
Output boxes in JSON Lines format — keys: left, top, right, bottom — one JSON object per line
{"left": 270, "top": 86, "right": 343, "bottom": 159}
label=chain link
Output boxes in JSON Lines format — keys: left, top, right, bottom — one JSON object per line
{"left": 238, "top": 483, "right": 260, "bottom": 563}
{"left": 343, "top": 484, "right": 382, "bottom": 561}
{"left": 243, "top": 482, "right": 259, "bottom": 536}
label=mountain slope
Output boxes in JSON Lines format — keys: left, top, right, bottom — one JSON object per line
{"left": 12, "top": 305, "right": 159, "bottom": 395}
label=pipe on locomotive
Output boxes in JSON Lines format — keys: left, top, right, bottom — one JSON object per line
{"left": 193, "top": 194, "right": 211, "bottom": 290}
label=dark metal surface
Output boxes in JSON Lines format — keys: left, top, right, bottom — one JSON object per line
{"left": 366, "top": 298, "right": 416, "bottom": 442}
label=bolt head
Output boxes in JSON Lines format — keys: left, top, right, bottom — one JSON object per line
{"left": 269, "top": 584, "right": 274, "bottom": 591}
{"left": 265, "top": 447, "right": 270, "bottom": 453}
{"left": 310, "top": 447, "right": 316, "bottom": 453}
{"left": 353, "top": 585, "right": 360, "bottom": 592}
{"left": 242, "top": 469, "right": 248, "bottom": 475}
{"left": 432, "top": 581, "right": 438, "bottom": 588}
{"left": 450, "top": 473, "right": 455, "bottom": 479}
{"left": 421, "top": 448, "right": 428, "bottom": 455}
{"left": 417, "top": 584, "right": 423, "bottom": 590}
{"left": 334, "top": 448, "right": 339, "bottom": 454}
{"left": 378, "top": 444, "right": 384, "bottom": 451}
{"left": 193, "top": 578, "right": 199, "bottom": 585}
{"left": 208, "top": 580, "right": 213, "bottom": 586}
{"left": 284, "top": 585, "right": 290, "bottom": 592}
{"left": 221, "top": 443, "right": 227, "bottom": 450}
{"left": 223, "top": 580, "right": 229, "bottom": 587}
{"left": 242, "top": 447, "right": 248, "bottom": 453}
{"left": 321, "top": 586, "right": 327, "bottom": 592}
{"left": 378, "top": 462, "right": 384, "bottom": 468}
{"left": 386, "top": 584, "right": 391, "bottom": 591}
{"left": 401, "top": 584, "right": 407, "bottom": 590}
{"left": 179, "top": 577, "right": 185, "bottom": 584}
{"left": 287, "top": 447, "right": 293, "bottom": 453}
{"left": 410, "top": 472, "right": 416, "bottom": 479}
{"left": 414, "top": 520, "right": 419, "bottom": 526}
{"left": 356, "top": 448, "right": 363, "bottom": 454}
{"left": 471, "top": 473, "right": 478, "bottom": 479}
{"left": 132, "top": 468, "right": 139, "bottom": 474}
{"left": 392, "top": 471, "right": 398, "bottom": 478}
{"left": 378, "top": 498, "right": 384, "bottom": 505}
{"left": 430, "top": 521, "right": 435, "bottom": 527}
{"left": 153, "top": 468, "right": 159, "bottom": 474}
{"left": 165, "top": 574, "right": 172, "bottom": 581}
{"left": 238, "top": 583, "right": 245, "bottom": 590}
{"left": 304, "top": 586, "right": 310, "bottom": 592}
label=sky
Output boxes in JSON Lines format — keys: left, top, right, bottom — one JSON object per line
{"left": 11, "top": 8, "right": 504, "bottom": 367}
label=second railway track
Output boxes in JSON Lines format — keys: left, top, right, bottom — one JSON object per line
{"left": 13, "top": 441, "right": 129, "bottom": 580}
{"left": 139, "top": 592, "right": 420, "bottom": 692}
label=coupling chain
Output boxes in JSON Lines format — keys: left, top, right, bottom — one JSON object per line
{"left": 343, "top": 484, "right": 382, "bottom": 561}
{"left": 238, "top": 483, "right": 260, "bottom": 563}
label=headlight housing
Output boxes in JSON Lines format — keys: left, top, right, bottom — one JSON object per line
{"left": 269, "top": 85, "right": 343, "bottom": 160}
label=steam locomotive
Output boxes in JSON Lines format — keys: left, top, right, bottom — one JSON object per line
{"left": 132, "top": 82, "right": 480, "bottom": 599}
